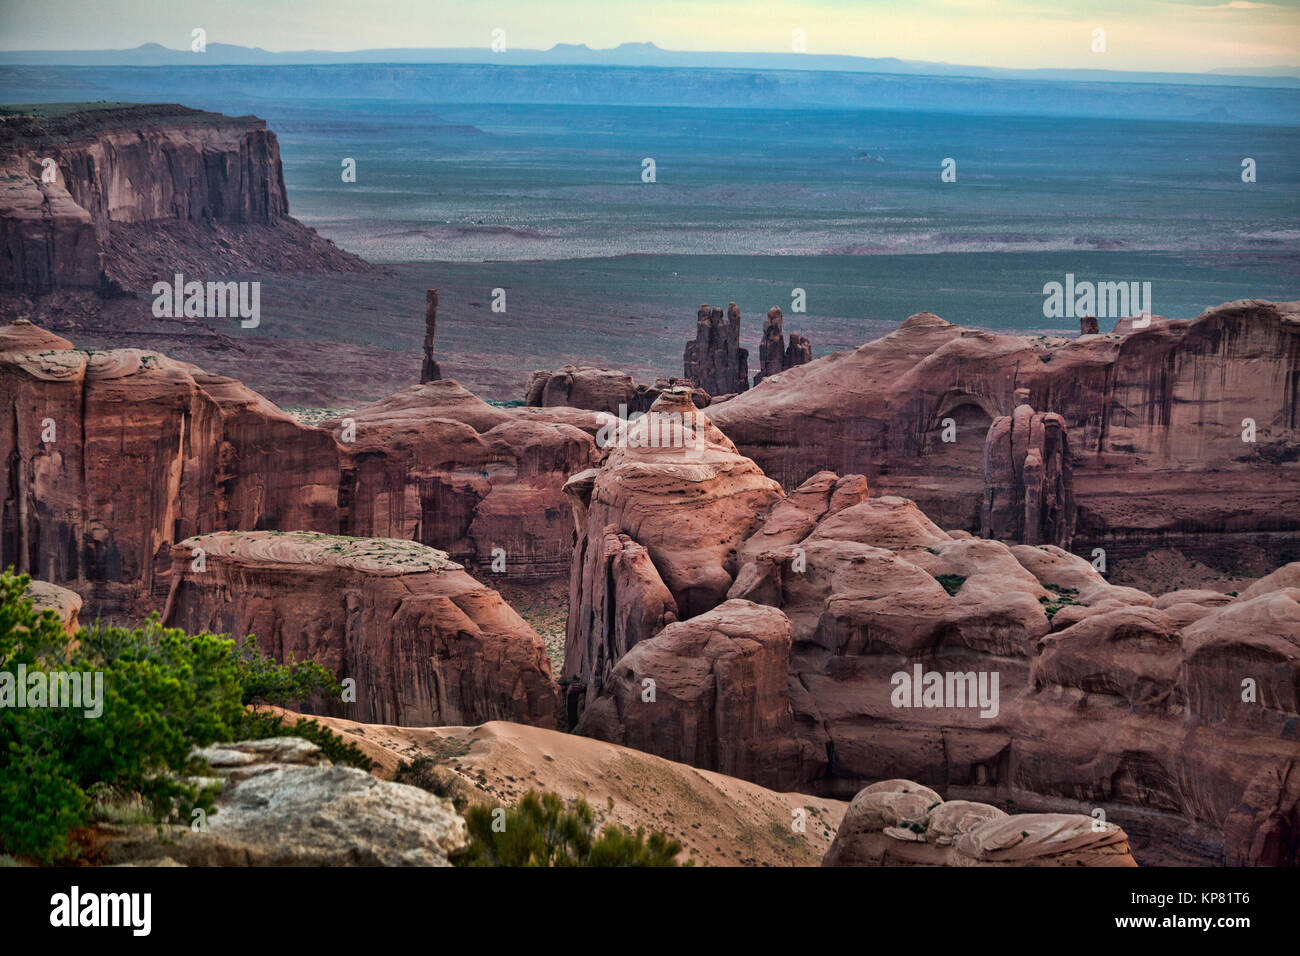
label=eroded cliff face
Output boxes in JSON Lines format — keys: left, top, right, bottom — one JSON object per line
{"left": 709, "top": 300, "right": 1300, "bottom": 575}
{"left": 0, "top": 319, "right": 339, "bottom": 613}
{"left": 0, "top": 103, "right": 363, "bottom": 293}
{"left": 164, "top": 531, "right": 560, "bottom": 729}
{"left": 566, "top": 444, "right": 1300, "bottom": 864}
{"left": 1, "top": 321, "right": 607, "bottom": 615}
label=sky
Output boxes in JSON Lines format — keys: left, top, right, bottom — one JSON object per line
{"left": 1, "top": 0, "right": 1298, "bottom": 72}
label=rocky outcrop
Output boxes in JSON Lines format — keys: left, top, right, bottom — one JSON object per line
{"left": 562, "top": 387, "right": 783, "bottom": 721}
{"left": 684, "top": 302, "right": 748, "bottom": 396}
{"left": 754, "top": 306, "right": 812, "bottom": 385}
{"left": 576, "top": 600, "right": 811, "bottom": 789}
{"left": 822, "top": 779, "right": 1136, "bottom": 866}
{"left": 164, "top": 531, "right": 560, "bottom": 729}
{"left": 330, "top": 379, "right": 602, "bottom": 582}
{"left": 420, "top": 289, "right": 441, "bottom": 383}
{"left": 710, "top": 301, "right": 1300, "bottom": 574}
{"left": 980, "top": 402, "right": 1074, "bottom": 546}
{"left": 566, "top": 439, "right": 1300, "bottom": 862}
{"left": 23, "top": 578, "right": 82, "bottom": 632}
{"left": 281, "top": 715, "right": 848, "bottom": 866}
{"left": 0, "top": 103, "right": 367, "bottom": 294}
{"left": 0, "top": 319, "right": 340, "bottom": 614}
{"left": 525, "top": 366, "right": 710, "bottom": 416}
{"left": 101, "top": 737, "right": 468, "bottom": 866}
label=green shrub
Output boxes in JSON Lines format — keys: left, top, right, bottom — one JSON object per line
{"left": 934, "top": 574, "right": 967, "bottom": 596}
{"left": 452, "top": 790, "right": 684, "bottom": 867}
{"left": 0, "top": 568, "right": 361, "bottom": 863}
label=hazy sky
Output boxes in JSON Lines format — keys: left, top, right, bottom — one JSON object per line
{"left": 2, "top": 0, "right": 1298, "bottom": 71}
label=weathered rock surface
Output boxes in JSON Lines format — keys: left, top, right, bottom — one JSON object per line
{"left": 981, "top": 403, "right": 1074, "bottom": 546}
{"left": 280, "top": 714, "right": 847, "bottom": 867}
{"left": 822, "top": 778, "right": 1136, "bottom": 866}
{"left": 164, "top": 531, "right": 560, "bottom": 728}
{"left": 710, "top": 301, "right": 1300, "bottom": 574}
{"left": 330, "top": 379, "right": 603, "bottom": 581}
{"left": 754, "top": 306, "right": 813, "bottom": 385}
{"left": 684, "top": 302, "right": 749, "bottom": 396}
{"left": 568, "top": 448, "right": 1300, "bottom": 864}
{"left": 0, "top": 103, "right": 366, "bottom": 294}
{"left": 101, "top": 737, "right": 468, "bottom": 866}
{"left": 525, "top": 365, "right": 709, "bottom": 415}
{"left": 563, "top": 387, "right": 783, "bottom": 720}
{"left": 23, "top": 578, "right": 82, "bottom": 631}
{"left": 420, "top": 289, "right": 441, "bottom": 383}
{"left": 577, "top": 600, "right": 812, "bottom": 789}
{"left": 0, "top": 319, "right": 340, "bottom": 614}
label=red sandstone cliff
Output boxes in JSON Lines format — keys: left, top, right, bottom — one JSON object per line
{"left": 0, "top": 103, "right": 368, "bottom": 294}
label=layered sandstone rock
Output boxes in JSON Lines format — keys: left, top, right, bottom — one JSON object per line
{"left": 710, "top": 300, "right": 1300, "bottom": 574}
{"left": 822, "top": 779, "right": 1136, "bottom": 866}
{"left": 568, "top": 447, "right": 1300, "bottom": 863}
{"left": 420, "top": 289, "right": 442, "bottom": 383}
{"left": 330, "top": 379, "right": 602, "bottom": 581}
{"left": 576, "top": 599, "right": 812, "bottom": 789}
{"left": 684, "top": 302, "right": 748, "bottom": 396}
{"left": 525, "top": 366, "right": 709, "bottom": 415}
{"left": 164, "top": 530, "right": 560, "bottom": 729}
{"left": 754, "top": 306, "right": 813, "bottom": 385}
{"left": 0, "top": 319, "right": 340, "bottom": 614}
{"left": 0, "top": 103, "right": 366, "bottom": 294}
{"left": 981, "top": 403, "right": 1074, "bottom": 546}
{"left": 562, "top": 387, "right": 783, "bottom": 720}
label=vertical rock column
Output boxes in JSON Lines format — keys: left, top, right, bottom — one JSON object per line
{"left": 754, "top": 306, "right": 813, "bottom": 385}
{"left": 683, "top": 302, "right": 749, "bottom": 396}
{"left": 420, "top": 289, "right": 441, "bottom": 383}
{"left": 980, "top": 400, "right": 1075, "bottom": 547}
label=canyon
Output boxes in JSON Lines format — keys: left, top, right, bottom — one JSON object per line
{"left": 3, "top": 103, "right": 1297, "bottom": 869}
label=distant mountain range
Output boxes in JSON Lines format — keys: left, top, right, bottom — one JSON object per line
{"left": 2, "top": 40, "right": 1298, "bottom": 87}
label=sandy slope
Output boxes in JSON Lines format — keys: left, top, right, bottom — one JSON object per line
{"left": 278, "top": 711, "right": 845, "bottom": 867}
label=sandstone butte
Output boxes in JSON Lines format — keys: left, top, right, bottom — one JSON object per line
{"left": 565, "top": 389, "right": 1300, "bottom": 867}
{"left": 162, "top": 531, "right": 559, "bottom": 729}
{"left": 0, "top": 103, "right": 367, "bottom": 295}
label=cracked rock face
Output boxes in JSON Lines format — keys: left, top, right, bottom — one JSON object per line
{"left": 105, "top": 738, "right": 468, "bottom": 867}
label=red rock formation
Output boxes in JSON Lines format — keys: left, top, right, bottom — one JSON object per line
{"left": 684, "top": 302, "right": 748, "bottom": 396}
{"left": 164, "top": 531, "right": 559, "bottom": 728}
{"left": 526, "top": 366, "right": 711, "bottom": 416}
{"left": 1079, "top": 315, "right": 1100, "bottom": 335}
{"left": 562, "top": 387, "right": 783, "bottom": 721}
{"left": 566, "top": 442, "right": 1300, "bottom": 863}
{"left": 329, "top": 379, "right": 602, "bottom": 582}
{"left": 822, "top": 780, "right": 1136, "bottom": 866}
{"left": 710, "top": 300, "right": 1300, "bottom": 574}
{"left": 981, "top": 403, "right": 1074, "bottom": 546}
{"left": 754, "top": 306, "right": 813, "bottom": 385}
{"left": 576, "top": 599, "right": 813, "bottom": 789}
{"left": 0, "top": 319, "right": 340, "bottom": 614}
{"left": 420, "top": 290, "right": 441, "bottom": 383}
{"left": 0, "top": 103, "right": 367, "bottom": 294}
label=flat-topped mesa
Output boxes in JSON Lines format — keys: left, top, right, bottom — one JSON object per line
{"left": 0, "top": 102, "right": 368, "bottom": 294}
{"left": 981, "top": 402, "right": 1075, "bottom": 547}
{"left": 165, "top": 530, "right": 560, "bottom": 728}
{"left": 684, "top": 302, "right": 749, "bottom": 396}
{"left": 755, "top": 306, "right": 813, "bottom": 385}
{"left": 420, "top": 289, "right": 442, "bottom": 383}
